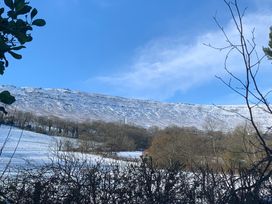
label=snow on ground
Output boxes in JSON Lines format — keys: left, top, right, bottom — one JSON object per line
{"left": 116, "top": 151, "right": 142, "bottom": 159}
{"left": 0, "top": 125, "right": 55, "bottom": 168}
{"left": 0, "top": 125, "right": 127, "bottom": 172}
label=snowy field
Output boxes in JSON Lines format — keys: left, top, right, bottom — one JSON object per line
{"left": 0, "top": 125, "right": 56, "bottom": 169}
{"left": 0, "top": 125, "right": 141, "bottom": 172}
{"left": 116, "top": 151, "right": 142, "bottom": 159}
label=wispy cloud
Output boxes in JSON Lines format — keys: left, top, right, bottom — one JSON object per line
{"left": 88, "top": 13, "right": 272, "bottom": 100}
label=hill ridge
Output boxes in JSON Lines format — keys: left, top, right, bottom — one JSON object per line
{"left": 0, "top": 85, "right": 270, "bottom": 130}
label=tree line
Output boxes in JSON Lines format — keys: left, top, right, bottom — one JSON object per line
{"left": 147, "top": 125, "right": 270, "bottom": 170}
{"left": 1, "top": 110, "right": 269, "bottom": 169}
{"left": 0, "top": 110, "right": 153, "bottom": 153}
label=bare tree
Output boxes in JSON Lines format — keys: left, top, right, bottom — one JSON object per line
{"left": 206, "top": 0, "right": 272, "bottom": 191}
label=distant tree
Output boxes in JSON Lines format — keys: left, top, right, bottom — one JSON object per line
{"left": 147, "top": 127, "right": 210, "bottom": 168}
{"left": 0, "top": 0, "right": 45, "bottom": 113}
{"left": 222, "top": 125, "right": 261, "bottom": 168}
{"left": 104, "top": 123, "right": 136, "bottom": 152}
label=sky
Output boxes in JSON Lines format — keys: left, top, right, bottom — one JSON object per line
{"left": 1, "top": 0, "right": 272, "bottom": 104}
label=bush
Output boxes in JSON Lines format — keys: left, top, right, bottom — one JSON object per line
{"left": 1, "top": 154, "right": 272, "bottom": 203}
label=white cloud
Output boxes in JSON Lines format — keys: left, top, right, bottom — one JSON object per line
{"left": 89, "top": 13, "right": 272, "bottom": 100}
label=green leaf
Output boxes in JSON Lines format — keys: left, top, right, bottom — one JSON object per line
{"left": 32, "top": 19, "right": 46, "bottom": 27}
{"left": 11, "top": 45, "right": 25, "bottom": 50}
{"left": 4, "top": 58, "right": 9, "bottom": 67}
{"left": 0, "top": 38, "right": 11, "bottom": 52}
{"left": 16, "top": 32, "right": 28, "bottom": 44}
{"left": 0, "top": 91, "right": 16, "bottom": 105}
{"left": 0, "top": 8, "right": 5, "bottom": 16}
{"left": 8, "top": 50, "right": 22, "bottom": 59}
{"left": 31, "top": 8, "right": 37, "bottom": 19}
{"left": 0, "top": 61, "right": 5, "bottom": 75}
{"left": 15, "top": 0, "right": 25, "bottom": 11}
{"left": 4, "top": 0, "right": 14, "bottom": 9}
{"left": 26, "top": 35, "right": 32, "bottom": 42}
{"left": 16, "top": 5, "right": 31, "bottom": 15}
{"left": 26, "top": 25, "right": 33, "bottom": 31}
{"left": 7, "top": 10, "right": 17, "bottom": 19}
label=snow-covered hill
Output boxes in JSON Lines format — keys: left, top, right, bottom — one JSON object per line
{"left": 0, "top": 85, "right": 271, "bottom": 131}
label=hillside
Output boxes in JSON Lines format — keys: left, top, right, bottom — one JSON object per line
{"left": 0, "top": 85, "right": 271, "bottom": 131}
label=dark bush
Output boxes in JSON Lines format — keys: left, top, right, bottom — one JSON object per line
{"left": 1, "top": 154, "right": 272, "bottom": 204}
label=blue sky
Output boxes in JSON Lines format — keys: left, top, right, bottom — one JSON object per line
{"left": 2, "top": 0, "right": 272, "bottom": 104}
